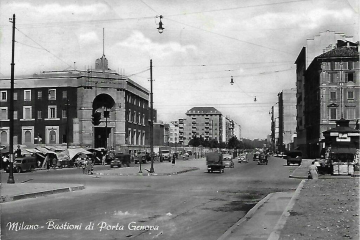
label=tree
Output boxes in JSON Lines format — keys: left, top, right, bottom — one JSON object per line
{"left": 227, "top": 136, "right": 240, "bottom": 149}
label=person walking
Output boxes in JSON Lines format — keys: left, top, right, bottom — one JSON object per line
{"left": 308, "top": 161, "right": 319, "bottom": 179}
{"left": 102, "top": 153, "right": 106, "bottom": 165}
{"left": 172, "top": 153, "right": 176, "bottom": 165}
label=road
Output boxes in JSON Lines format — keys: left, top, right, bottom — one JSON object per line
{"left": 1, "top": 156, "right": 301, "bottom": 240}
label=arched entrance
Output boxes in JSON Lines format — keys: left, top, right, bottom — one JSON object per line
{"left": 92, "top": 94, "right": 115, "bottom": 148}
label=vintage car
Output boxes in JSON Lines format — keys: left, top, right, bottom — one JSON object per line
{"left": 257, "top": 153, "right": 268, "bottom": 165}
{"left": 6, "top": 154, "right": 37, "bottom": 173}
{"left": 286, "top": 150, "right": 302, "bottom": 166}
{"left": 134, "top": 151, "right": 148, "bottom": 164}
{"left": 223, "top": 159, "right": 235, "bottom": 168}
{"left": 111, "top": 153, "right": 131, "bottom": 168}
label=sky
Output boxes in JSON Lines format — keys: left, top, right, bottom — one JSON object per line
{"left": 0, "top": 0, "right": 358, "bottom": 140}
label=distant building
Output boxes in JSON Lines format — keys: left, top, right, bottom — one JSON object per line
{"left": 169, "top": 121, "right": 180, "bottom": 144}
{"left": 277, "top": 89, "right": 297, "bottom": 152}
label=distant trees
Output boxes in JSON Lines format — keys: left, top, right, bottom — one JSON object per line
{"left": 187, "top": 136, "right": 266, "bottom": 150}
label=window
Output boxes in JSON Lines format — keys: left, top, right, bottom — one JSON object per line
{"left": 48, "top": 89, "right": 56, "bottom": 100}
{"left": 37, "top": 111, "right": 42, "bottom": 119}
{"left": 23, "top": 106, "right": 32, "bottom": 119}
{"left": 0, "top": 107, "right": 8, "bottom": 120}
{"left": 133, "top": 111, "right": 136, "bottom": 123}
{"left": 128, "top": 129, "right": 132, "bottom": 144}
{"left": 24, "top": 90, "right": 31, "bottom": 101}
{"left": 348, "top": 62, "right": 354, "bottom": 70}
{"left": 1, "top": 91, "right": 7, "bottom": 101}
{"left": 345, "top": 72, "right": 354, "bottom": 82}
{"left": 38, "top": 91, "right": 42, "bottom": 99}
{"left": 14, "top": 111, "right": 17, "bottom": 120}
{"left": 62, "top": 109, "right": 67, "bottom": 118}
{"left": 329, "top": 108, "right": 337, "bottom": 120}
{"left": 330, "top": 92, "right": 336, "bottom": 100}
{"left": 346, "top": 108, "right": 355, "bottom": 120}
{"left": 329, "top": 73, "right": 339, "bottom": 83}
{"left": 14, "top": 92, "right": 17, "bottom": 100}
{"left": 126, "top": 110, "right": 130, "bottom": 122}
{"left": 62, "top": 90, "right": 67, "bottom": 99}
{"left": 48, "top": 106, "right": 57, "bottom": 119}
{"left": 347, "top": 91, "right": 354, "bottom": 100}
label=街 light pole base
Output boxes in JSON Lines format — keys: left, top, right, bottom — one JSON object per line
{"left": 7, "top": 175, "right": 15, "bottom": 184}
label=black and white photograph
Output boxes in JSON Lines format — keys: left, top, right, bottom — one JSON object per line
{"left": 0, "top": 0, "right": 359, "bottom": 239}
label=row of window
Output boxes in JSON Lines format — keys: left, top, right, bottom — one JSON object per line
{"left": 329, "top": 91, "right": 355, "bottom": 100}
{"left": 127, "top": 129, "right": 145, "bottom": 145}
{"left": 323, "top": 72, "right": 356, "bottom": 83}
{"left": 0, "top": 126, "right": 60, "bottom": 145}
{"left": 0, "top": 106, "right": 65, "bottom": 120}
{"left": 126, "top": 94, "right": 147, "bottom": 109}
{"left": 126, "top": 110, "right": 146, "bottom": 125}
{"left": 321, "top": 61, "right": 357, "bottom": 71}
{"left": 328, "top": 108, "right": 357, "bottom": 120}
{"left": 0, "top": 89, "right": 67, "bottom": 102}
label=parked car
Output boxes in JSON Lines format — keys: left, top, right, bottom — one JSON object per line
{"left": 253, "top": 152, "right": 260, "bottom": 161}
{"left": 6, "top": 154, "right": 36, "bottom": 173}
{"left": 134, "top": 151, "right": 147, "bottom": 164}
{"left": 238, "top": 155, "right": 247, "bottom": 163}
{"left": 223, "top": 159, "right": 235, "bottom": 168}
{"left": 286, "top": 150, "right": 302, "bottom": 166}
{"left": 110, "top": 159, "right": 121, "bottom": 168}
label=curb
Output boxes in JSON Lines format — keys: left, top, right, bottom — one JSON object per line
{"left": 0, "top": 185, "right": 85, "bottom": 203}
{"left": 268, "top": 179, "right": 306, "bottom": 240}
{"left": 94, "top": 167, "right": 199, "bottom": 176}
{"left": 217, "top": 193, "right": 275, "bottom": 240}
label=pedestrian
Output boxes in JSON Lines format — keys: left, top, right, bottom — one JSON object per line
{"left": 16, "top": 145, "right": 22, "bottom": 158}
{"left": 172, "top": 153, "right": 176, "bottom": 165}
{"left": 3, "top": 154, "right": 9, "bottom": 170}
{"left": 102, "top": 153, "right": 106, "bottom": 165}
{"left": 82, "top": 158, "right": 87, "bottom": 174}
{"left": 308, "top": 161, "right": 319, "bottom": 179}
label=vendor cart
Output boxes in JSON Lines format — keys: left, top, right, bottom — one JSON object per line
{"left": 329, "top": 147, "right": 356, "bottom": 175}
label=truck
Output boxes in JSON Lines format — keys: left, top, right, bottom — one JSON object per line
{"left": 206, "top": 152, "right": 224, "bottom": 173}
{"left": 159, "top": 147, "right": 171, "bottom": 162}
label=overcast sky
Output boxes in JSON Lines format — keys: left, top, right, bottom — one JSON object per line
{"left": 0, "top": 0, "right": 358, "bottom": 139}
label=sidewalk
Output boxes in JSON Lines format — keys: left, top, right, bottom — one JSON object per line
{"left": 95, "top": 158, "right": 201, "bottom": 176}
{"left": 0, "top": 158, "right": 203, "bottom": 203}
{"left": 0, "top": 183, "right": 85, "bottom": 203}
{"left": 220, "top": 158, "right": 359, "bottom": 240}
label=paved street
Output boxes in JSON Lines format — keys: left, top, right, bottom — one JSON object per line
{"left": 1, "top": 156, "right": 301, "bottom": 240}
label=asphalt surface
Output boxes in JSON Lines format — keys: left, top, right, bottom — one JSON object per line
{"left": 1, "top": 156, "right": 301, "bottom": 240}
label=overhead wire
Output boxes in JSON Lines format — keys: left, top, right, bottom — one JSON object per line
{"left": 15, "top": 27, "right": 72, "bottom": 68}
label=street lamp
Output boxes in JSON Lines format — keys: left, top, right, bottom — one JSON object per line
{"left": 230, "top": 76, "right": 234, "bottom": 85}
{"left": 156, "top": 15, "right": 164, "bottom": 34}
{"left": 7, "top": 14, "right": 16, "bottom": 184}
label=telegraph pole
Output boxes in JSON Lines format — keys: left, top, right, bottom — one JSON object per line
{"left": 7, "top": 14, "right": 16, "bottom": 184}
{"left": 66, "top": 98, "right": 70, "bottom": 149}
{"left": 149, "top": 59, "right": 154, "bottom": 173}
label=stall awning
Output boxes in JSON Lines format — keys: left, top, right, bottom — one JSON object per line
{"left": 330, "top": 147, "right": 357, "bottom": 154}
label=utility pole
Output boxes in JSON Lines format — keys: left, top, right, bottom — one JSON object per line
{"left": 150, "top": 59, "right": 154, "bottom": 173}
{"left": 339, "top": 62, "right": 344, "bottom": 119}
{"left": 7, "top": 14, "right": 15, "bottom": 184}
{"left": 66, "top": 98, "right": 70, "bottom": 149}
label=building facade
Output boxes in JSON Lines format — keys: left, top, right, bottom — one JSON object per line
{"left": 0, "top": 56, "right": 151, "bottom": 152}
{"left": 295, "top": 31, "right": 354, "bottom": 157}
{"left": 304, "top": 41, "right": 359, "bottom": 157}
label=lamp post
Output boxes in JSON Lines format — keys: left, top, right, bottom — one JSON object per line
{"left": 7, "top": 14, "right": 16, "bottom": 184}
{"left": 65, "top": 99, "right": 70, "bottom": 149}
{"left": 149, "top": 59, "right": 155, "bottom": 173}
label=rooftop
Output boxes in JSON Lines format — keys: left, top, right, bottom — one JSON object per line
{"left": 186, "top": 107, "right": 221, "bottom": 115}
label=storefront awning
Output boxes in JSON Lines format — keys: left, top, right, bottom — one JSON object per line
{"left": 330, "top": 147, "right": 357, "bottom": 154}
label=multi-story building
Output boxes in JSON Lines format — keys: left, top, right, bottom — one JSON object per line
{"left": 180, "top": 107, "right": 223, "bottom": 146}
{"left": 295, "top": 31, "right": 354, "bottom": 157}
{"left": 0, "top": 56, "right": 151, "bottom": 152}
{"left": 304, "top": 40, "right": 359, "bottom": 157}
{"left": 277, "top": 89, "right": 297, "bottom": 152}
{"left": 169, "top": 121, "right": 180, "bottom": 144}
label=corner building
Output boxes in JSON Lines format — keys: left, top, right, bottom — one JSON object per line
{"left": 0, "top": 56, "right": 150, "bottom": 152}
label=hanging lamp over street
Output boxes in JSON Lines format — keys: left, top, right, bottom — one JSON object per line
{"left": 157, "top": 15, "right": 164, "bottom": 34}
